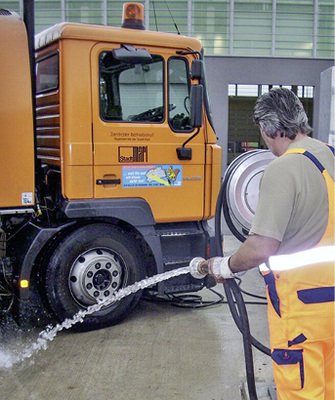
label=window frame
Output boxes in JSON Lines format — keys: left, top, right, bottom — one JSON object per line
{"left": 99, "top": 50, "right": 166, "bottom": 124}
{"left": 167, "top": 56, "right": 193, "bottom": 133}
{"left": 36, "top": 52, "right": 59, "bottom": 94}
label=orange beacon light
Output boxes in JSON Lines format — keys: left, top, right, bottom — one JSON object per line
{"left": 122, "top": 3, "right": 145, "bottom": 30}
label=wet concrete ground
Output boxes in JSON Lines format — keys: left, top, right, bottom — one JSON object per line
{"left": 0, "top": 235, "right": 275, "bottom": 400}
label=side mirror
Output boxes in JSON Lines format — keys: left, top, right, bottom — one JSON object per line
{"left": 112, "top": 44, "right": 152, "bottom": 64}
{"left": 176, "top": 84, "right": 203, "bottom": 160}
{"left": 190, "top": 84, "right": 203, "bottom": 128}
{"left": 191, "top": 59, "right": 203, "bottom": 80}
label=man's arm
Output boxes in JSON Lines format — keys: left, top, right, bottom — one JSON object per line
{"left": 208, "top": 234, "right": 280, "bottom": 282}
{"left": 229, "top": 234, "right": 281, "bottom": 273}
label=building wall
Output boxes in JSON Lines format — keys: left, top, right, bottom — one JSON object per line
{"left": 3, "top": 1, "right": 334, "bottom": 59}
{"left": 205, "top": 56, "right": 334, "bottom": 168}
{"left": 318, "top": 67, "right": 335, "bottom": 145}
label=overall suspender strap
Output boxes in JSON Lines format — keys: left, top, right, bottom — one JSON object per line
{"left": 283, "top": 146, "right": 334, "bottom": 246}
{"left": 326, "top": 144, "right": 335, "bottom": 155}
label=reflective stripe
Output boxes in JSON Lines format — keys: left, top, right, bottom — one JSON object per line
{"left": 259, "top": 263, "right": 271, "bottom": 273}
{"left": 259, "top": 246, "right": 335, "bottom": 272}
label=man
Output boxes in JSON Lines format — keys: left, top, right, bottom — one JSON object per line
{"left": 209, "top": 88, "right": 334, "bottom": 400}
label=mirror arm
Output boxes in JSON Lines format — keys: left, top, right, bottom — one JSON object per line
{"left": 181, "top": 128, "right": 200, "bottom": 148}
{"left": 176, "top": 50, "right": 201, "bottom": 59}
{"left": 176, "top": 128, "right": 200, "bottom": 160}
{"left": 176, "top": 84, "right": 203, "bottom": 161}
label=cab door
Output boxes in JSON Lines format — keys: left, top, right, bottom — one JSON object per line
{"left": 91, "top": 43, "right": 206, "bottom": 223}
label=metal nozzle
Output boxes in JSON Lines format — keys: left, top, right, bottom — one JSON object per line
{"left": 189, "top": 257, "right": 209, "bottom": 279}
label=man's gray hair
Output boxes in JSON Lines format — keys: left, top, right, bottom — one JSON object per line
{"left": 253, "top": 87, "right": 312, "bottom": 139}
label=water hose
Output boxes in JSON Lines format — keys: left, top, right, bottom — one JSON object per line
{"left": 214, "top": 169, "right": 271, "bottom": 400}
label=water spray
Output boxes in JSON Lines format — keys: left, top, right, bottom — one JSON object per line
{"left": 0, "top": 265, "right": 197, "bottom": 369}
{"left": 0, "top": 251, "right": 262, "bottom": 400}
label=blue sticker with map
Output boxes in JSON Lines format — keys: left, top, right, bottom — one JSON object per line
{"left": 122, "top": 165, "right": 182, "bottom": 188}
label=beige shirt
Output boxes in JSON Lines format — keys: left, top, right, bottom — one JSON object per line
{"left": 250, "top": 136, "right": 334, "bottom": 255}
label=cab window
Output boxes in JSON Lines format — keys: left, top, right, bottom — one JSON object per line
{"left": 99, "top": 51, "right": 164, "bottom": 123}
{"left": 36, "top": 53, "right": 59, "bottom": 94}
{"left": 168, "top": 57, "right": 192, "bottom": 132}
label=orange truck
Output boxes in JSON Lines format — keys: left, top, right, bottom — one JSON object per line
{"left": 0, "top": 3, "right": 221, "bottom": 330}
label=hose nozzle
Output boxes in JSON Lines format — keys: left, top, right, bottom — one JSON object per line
{"left": 189, "top": 257, "right": 209, "bottom": 279}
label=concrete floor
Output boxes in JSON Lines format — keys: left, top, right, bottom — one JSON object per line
{"left": 0, "top": 235, "right": 276, "bottom": 400}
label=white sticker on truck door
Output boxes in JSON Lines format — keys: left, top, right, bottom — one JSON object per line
{"left": 21, "top": 192, "right": 33, "bottom": 205}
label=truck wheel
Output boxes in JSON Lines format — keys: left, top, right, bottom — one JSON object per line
{"left": 44, "top": 223, "right": 145, "bottom": 331}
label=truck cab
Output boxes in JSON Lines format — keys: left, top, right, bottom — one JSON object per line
{"left": 34, "top": 19, "right": 221, "bottom": 221}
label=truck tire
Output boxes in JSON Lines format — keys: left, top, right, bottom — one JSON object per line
{"left": 44, "top": 223, "right": 145, "bottom": 331}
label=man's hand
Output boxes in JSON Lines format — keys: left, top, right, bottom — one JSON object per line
{"left": 208, "top": 256, "right": 243, "bottom": 282}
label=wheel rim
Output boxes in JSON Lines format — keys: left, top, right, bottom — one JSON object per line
{"left": 69, "top": 247, "right": 125, "bottom": 307}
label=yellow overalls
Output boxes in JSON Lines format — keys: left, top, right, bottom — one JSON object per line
{"left": 260, "top": 146, "right": 335, "bottom": 400}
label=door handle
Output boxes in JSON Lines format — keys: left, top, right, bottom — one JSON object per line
{"left": 96, "top": 179, "right": 121, "bottom": 185}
